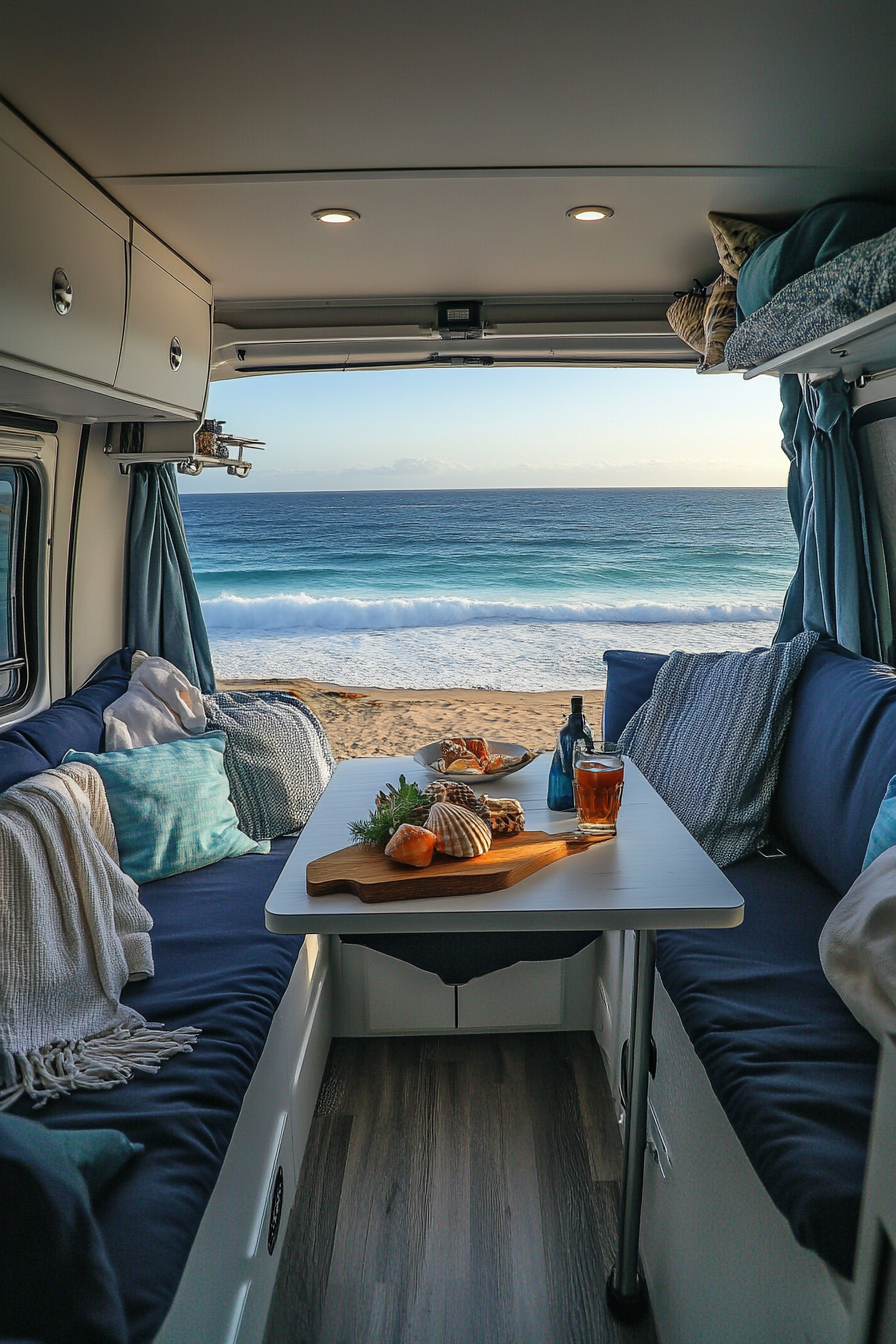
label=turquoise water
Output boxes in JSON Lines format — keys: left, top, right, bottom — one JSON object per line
{"left": 180, "top": 487, "right": 797, "bottom": 689}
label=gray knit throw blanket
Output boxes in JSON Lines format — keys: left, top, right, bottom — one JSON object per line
{"left": 617, "top": 633, "right": 818, "bottom": 867}
{"left": 0, "top": 763, "right": 199, "bottom": 1110}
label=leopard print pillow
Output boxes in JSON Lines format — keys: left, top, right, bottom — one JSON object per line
{"left": 666, "top": 282, "right": 708, "bottom": 356}
{"left": 702, "top": 273, "right": 738, "bottom": 368}
{"left": 708, "top": 211, "right": 774, "bottom": 279}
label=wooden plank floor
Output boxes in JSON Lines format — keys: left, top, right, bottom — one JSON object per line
{"left": 265, "top": 1032, "right": 657, "bottom": 1344}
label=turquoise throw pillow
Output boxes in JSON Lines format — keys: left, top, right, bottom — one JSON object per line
{"left": 52, "top": 1127, "right": 145, "bottom": 1198}
{"left": 0, "top": 1113, "right": 143, "bottom": 1201}
{"left": 64, "top": 732, "right": 269, "bottom": 883}
{"left": 863, "top": 775, "right": 896, "bottom": 870}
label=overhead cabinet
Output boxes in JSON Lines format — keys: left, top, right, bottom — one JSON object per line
{"left": 0, "top": 137, "right": 127, "bottom": 387}
{"left": 0, "top": 105, "right": 211, "bottom": 422}
{"left": 115, "top": 226, "right": 212, "bottom": 415}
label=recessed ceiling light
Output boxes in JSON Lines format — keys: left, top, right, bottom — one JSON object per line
{"left": 566, "top": 206, "right": 614, "bottom": 222}
{"left": 312, "top": 208, "right": 360, "bottom": 224}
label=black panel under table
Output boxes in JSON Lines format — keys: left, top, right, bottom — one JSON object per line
{"left": 340, "top": 931, "right": 602, "bottom": 984}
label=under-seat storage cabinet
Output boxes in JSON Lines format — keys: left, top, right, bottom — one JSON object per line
{"left": 0, "top": 134, "right": 127, "bottom": 385}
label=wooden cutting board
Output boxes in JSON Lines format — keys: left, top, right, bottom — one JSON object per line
{"left": 306, "top": 830, "right": 603, "bottom": 903}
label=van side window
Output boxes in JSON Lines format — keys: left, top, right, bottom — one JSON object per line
{"left": 0, "top": 465, "right": 34, "bottom": 706}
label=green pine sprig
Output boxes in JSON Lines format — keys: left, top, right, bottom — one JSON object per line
{"left": 348, "top": 775, "right": 433, "bottom": 848}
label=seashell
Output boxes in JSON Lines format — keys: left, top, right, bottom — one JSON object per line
{"left": 445, "top": 757, "right": 482, "bottom": 773}
{"left": 462, "top": 737, "right": 490, "bottom": 763}
{"left": 385, "top": 823, "right": 436, "bottom": 868}
{"left": 425, "top": 780, "right": 491, "bottom": 824}
{"left": 482, "top": 796, "right": 525, "bottom": 836}
{"left": 440, "top": 738, "right": 479, "bottom": 767}
{"left": 425, "top": 801, "right": 492, "bottom": 858}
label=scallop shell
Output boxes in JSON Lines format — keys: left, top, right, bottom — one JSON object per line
{"left": 425, "top": 801, "right": 492, "bottom": 858}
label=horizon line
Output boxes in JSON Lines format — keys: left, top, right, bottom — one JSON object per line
{"left": 179, "top": 482, "right": 787, "bottom": 497}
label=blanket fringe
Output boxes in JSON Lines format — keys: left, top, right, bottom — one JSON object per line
{"left": 0, "top": 1022, "right": 201, "bottom": 1110}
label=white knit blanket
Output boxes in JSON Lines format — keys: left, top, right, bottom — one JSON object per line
{"left": 820, "top": 845, "right": 896, "bottom": 1044}
{"left": 0, "top": 762, "right": 199, "bottom": 1110}
{"left": 103, "top": 651, "right": 206, "bottom": 750}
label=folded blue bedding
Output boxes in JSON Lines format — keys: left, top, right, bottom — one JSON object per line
{"left": 727, "top": 225, "right": 896, "bottom": 371}
{"left": 10, "top": 837, "right": 302, "bottom": 1344}
{"left": 658, "top": 853, "right": 877, "bottom": 1278}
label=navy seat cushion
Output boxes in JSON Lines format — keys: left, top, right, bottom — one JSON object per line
{"left": 340, "top": 931, "right": 601, "bottom": 985}
{"left": 773, "top": 640, "right": 896, "bottom": 895}
{"left": 0, "top": 647, "right": 132, "bottom": 791}
{"left": 11, "top": 837, "right": 302, "bottom": 1344}
{"left": 602, "top": 649, "right": 667, "bottom": 742}
{"left": 658, "top": 852, "right": 878, "bottom": 1278}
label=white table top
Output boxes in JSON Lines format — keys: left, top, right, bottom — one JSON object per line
{"left": 265, "top": 753, "right": 744, "bottom": 935}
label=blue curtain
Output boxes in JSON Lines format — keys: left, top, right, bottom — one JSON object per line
{"left": 774, "top": 374, "right": 883, "bottom": 659}
{"left": 734, "top": 201, "right": 896, "bottom": 663}
{"left": 124, "top": 464, "right": 215, "bottom": 692}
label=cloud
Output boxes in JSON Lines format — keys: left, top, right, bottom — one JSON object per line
{"left": 180, "top": 449, "right": 788, "bottom": 493}
{"left": 343, "top": 456, "right": 472, "bottom": 477}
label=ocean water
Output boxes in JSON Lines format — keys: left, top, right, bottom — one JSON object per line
{"left": 180, "top": 488, "right": 797, "bottom": 690}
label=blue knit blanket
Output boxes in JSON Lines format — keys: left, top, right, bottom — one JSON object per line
{"left": 203, "top": 691, "right": 335, "bottom": 842}
{"left": 617, "top": 634, "right": 818, "bottom": 866}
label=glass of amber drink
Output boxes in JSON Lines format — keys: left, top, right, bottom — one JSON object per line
{"left": 573, "top": 742, "right": 625, "bottom": 837}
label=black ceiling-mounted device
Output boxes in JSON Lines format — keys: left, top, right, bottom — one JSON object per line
{"left": 437, "top": 301, "right": 483, "bottom": 339}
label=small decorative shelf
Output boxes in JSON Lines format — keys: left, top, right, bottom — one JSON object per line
{"left": 105, "top": 433, "right": 265, "bottom": 477}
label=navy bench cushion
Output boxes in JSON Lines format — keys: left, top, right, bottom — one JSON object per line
{"left": 601, "top": 649, "right": 667, "bottom": 743}
{"left": 0, "top": 647, "right": 132, "bottom": 791}
{"left": 658, "top": 853, "right": 878, "bottom": 1278}
{"left": 773, "top": 640, "right": 896, "bottom": 894}
{"left": 11, "top": 837, "right": 302, "bottom": 1344}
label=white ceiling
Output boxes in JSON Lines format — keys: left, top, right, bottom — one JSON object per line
{"left": 2, "top": 1, "right": 895, "bottom": 309}
{"left": 96, "top": 169, "right": 890, "bottom": 303}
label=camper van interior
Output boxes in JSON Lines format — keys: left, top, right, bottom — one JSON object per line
{"left": 3, "top": 4, "right": 896, "bottom": 1342}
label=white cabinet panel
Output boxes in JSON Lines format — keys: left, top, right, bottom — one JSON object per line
{"left": 366, "top": 950, "right": 456, "bottom": 1032}
{"left": 457, "top": 958, "right": 563, "bottom": 1029}
{"left": 0, "top": 138, "right": 126, "bottom": 385}
{"left": 115, "top": 245, "right": 211, "bottom": 413}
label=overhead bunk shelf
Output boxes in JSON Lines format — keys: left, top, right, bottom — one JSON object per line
{"left": 741, "top": 299, "right": 896, "bottom": 383}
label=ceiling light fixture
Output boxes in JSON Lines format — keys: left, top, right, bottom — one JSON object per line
{"left": 566, "top": 205, "right": 614, "bottom": 222}
{"left": 312, "top": 208, "right": 360, "bottom": 224}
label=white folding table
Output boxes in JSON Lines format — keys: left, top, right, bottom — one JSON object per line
{"left": 265, "top": 752, "right": 743, "bottom": 1320}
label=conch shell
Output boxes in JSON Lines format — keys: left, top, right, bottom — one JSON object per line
{"left": 425, "top": 780, "right": 491, "bottom": 823}
{"left": 482, "top": 796, "right": 525, "bottom": 836}
{"left": 384, "top": 824, "right": 435, "bottom": 868}
{"left": 425, "top": 801, "right": 492, "bottom": 858}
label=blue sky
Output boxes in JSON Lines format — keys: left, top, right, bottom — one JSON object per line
{"left": 180, "top": 366, "right": 788, "bottom": 493}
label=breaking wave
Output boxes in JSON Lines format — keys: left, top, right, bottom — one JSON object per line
{"left": 201, "top": 591, "right": 780, "bottom": 632}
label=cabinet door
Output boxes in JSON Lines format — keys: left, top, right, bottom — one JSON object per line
{"left": 457, "top": 959, "right": 564, "bottom": 1029}
{"left": 0, "top": 139, "right": 126, "bottom": 385}
{"left": 115, "top": 246, "right": 211, "bottom": 413}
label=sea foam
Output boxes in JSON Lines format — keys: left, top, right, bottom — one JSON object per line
{"left": 201, "top": 591, "right": 781, "bottom": 633}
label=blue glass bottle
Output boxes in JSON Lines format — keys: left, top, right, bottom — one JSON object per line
{"left": 547, "top": 695, "right": 594, "bottom": 810}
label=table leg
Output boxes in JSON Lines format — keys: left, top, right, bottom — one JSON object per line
{"left": 606, "top": 927, "right": 657, "bottom": 1323}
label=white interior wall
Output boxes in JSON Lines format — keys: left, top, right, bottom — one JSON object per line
{"left": 68, "top": 424, "right": 130, "bottom": 690}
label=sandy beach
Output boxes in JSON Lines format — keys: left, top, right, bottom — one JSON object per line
{"left": 218, "top": 678, "right": 605, "bottom": 762}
